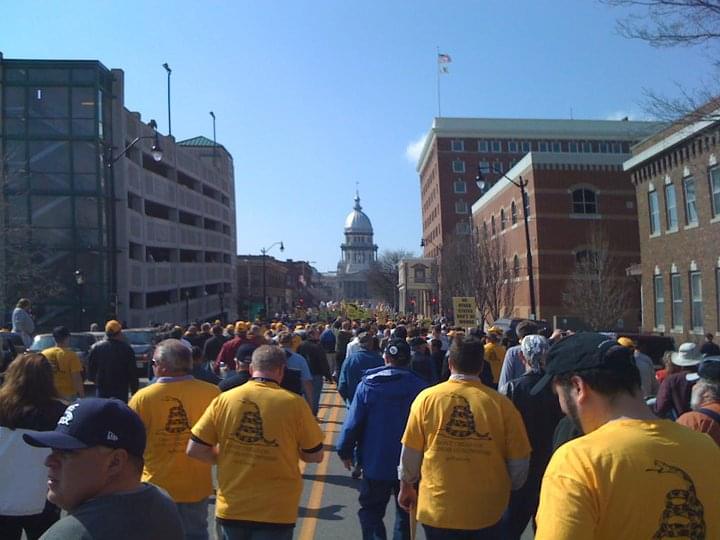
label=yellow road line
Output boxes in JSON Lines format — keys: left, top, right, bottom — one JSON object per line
{"left": 297, "top": 390, "right": 343, "bottom": 540}
{"left": 299, "top": 386, "right": 335, "bottom": 476}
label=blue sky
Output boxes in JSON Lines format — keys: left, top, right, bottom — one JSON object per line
{"left": 1, "top": 1, "right": 715, "bottom": 271}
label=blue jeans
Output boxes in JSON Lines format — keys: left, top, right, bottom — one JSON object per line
{"left": 221, "top": 523, "right": 293, "bottom": 540}
{"left": 176, "top": 499, "right": 209, "bottom": 540}
{"left": 358, "top": 478, "right": 410, "bottom": 540}
{"left": 311, "top": 374, "right": 324, "bottom": 416}
{"left": 422, "top": 520, "right": 502, "bottom": 540}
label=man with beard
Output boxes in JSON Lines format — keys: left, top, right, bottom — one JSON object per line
{"left": 533, "top": 333, "right": 720, "bottom": 539}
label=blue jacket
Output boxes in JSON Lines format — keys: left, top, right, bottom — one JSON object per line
{"left": 338, "top": 349, "right": 383, "bottom": 402}
{"left": 319, "top": 328, "right": 336, "bottom": 353}
{"left": 337, "top": 366, "right": 429, "bottom": 480}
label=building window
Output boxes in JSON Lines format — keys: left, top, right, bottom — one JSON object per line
{"left": 572, "top": 189, "right": 597, "bottom": 214}
{"left": 710, "top": 167, "right": 720, "bottom": 217}
{"left": 414, "top": 267, "right": 426, "bottom": 283}
{"left": 581, "top": 142, "right": 592, "bottom": 153}
{"left": 569, "top": 142, "right": 578, "bottom": 153}
{"left": 451, "top": 139, "right": 464, "bottom": 152}
{"left": 654, "top": 275, "right": 665, "bottom": 328}
{"left": 521, "top": 141, "right": 531, "bottom": 153}
{"left": 491, "top": 140, "right": 501, "bottom": 153}
{"left": 664, "top": 183, "right": 678, "bottom": 230}
{"left": 513, "top": 255, "right": 520, "bottom": 277}
{"left": 453, "top": 180, "right": 467, "bottom": 193}
{"left": 500, "top": 208, "right": 507, "bottom": 230}
{"left": 683, "top": 176, "right": 698, "bottom": 225}
{"left": 492, "top": 161, "right": 503, "bottom": 174}
{"left": 511, "top": 201, "right": 518, "bottom": 225}
{"left": 452, "top": 160, "right": 465, "bottom": 173}
{"left": 648, "top": 190, "right": 660, "bottom": 235}
{"left": 483, "top": 221, "right": 488, "bottom": 237}
{"left": 552, "top": 141, "right": 561, "bottom": 152}
{"left": 491, "top": 215, "right": 496, "bottom": 235}
{"left": 507, "top": 141, "right": 518, "bottom": 153}
{"left": 478, "top": 160, "right": 490, "bottom": 173}
{"left": 455, "top": 200, "right": 468, "bottom": 214}
{"left": 456, "top": 221, "right": 471, "bottom": 234}
{"left": 690, "top": 271, "right": 703, "bottom": 331}
{"left": 538, "top": 141, "right": 550, "bottom": 152}
{"left": 477, "top": 140, "right": 488, "bottom": 152}
{"left": 671, "top": 273, "right": 683, "bottom": 329}
{"left": 523, "top": 191, "right": 530, "bottom": 217}
{"left": 599, "top": 142, "right": 609, "bottom": 153}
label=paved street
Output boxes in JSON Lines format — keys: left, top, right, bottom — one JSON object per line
{"left": 204, "top": 383, "right": 534, "bottom": 539}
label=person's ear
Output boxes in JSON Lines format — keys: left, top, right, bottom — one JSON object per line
{"left": 106, "top": 448, "right": 128, "bottom": 476}
{"left": 572, "top": 375, "right": 590, "bottom": 404}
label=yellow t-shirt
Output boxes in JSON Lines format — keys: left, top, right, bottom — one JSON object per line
{"left": 401, "top": 378, "right": 531, "bottom": 529}
{"left": 483, "top": 342, "right": 506, "bottom": 384}
{"left": 191, "top": 380, "right": 323, "bottom": 524}
{"left": 536, "top": 418, "right": 720, "bottom": 540}
{"left": 41, "top": 346, "right": 83, "bottom": 399}
{"left": 128, "top": 377, "right": 220, "bottom": 503}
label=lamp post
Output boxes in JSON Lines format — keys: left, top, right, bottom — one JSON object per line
{"left": 162, "top": 63, "right": 172, "bottom": 136}
{"left": 218, "top": 288, "right": 225, "bottom": 323}
{"left": 106, "top": 119, "right": 163, "bottom": 166}
{"left": 476, "top": 165, "right": 537, "bottom": 320}
{"left": 74, "top": 269, "right": 85, "bottom": 331}
{"left": 261, "top": 242, "right": 284, "bottom": 320}
{"left": 184, "top": 290, "right": 190, "bottom": 325}
{"left": 209, "top": 111, "right": 217, "bottom": 158}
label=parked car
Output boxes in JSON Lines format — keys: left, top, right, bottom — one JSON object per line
{"left": 607, "top": 333, "right": 676, "bottom": 366}
{"left": 122, "top": 328, "right": 159, "bottom": 377}
{"left": 28, "top": 332, "right": 98, "bottom": 375}
{"left": 490, "top": 318, "right": 553, "bottom": 347}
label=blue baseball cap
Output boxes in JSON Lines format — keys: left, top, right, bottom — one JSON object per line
{"left": 23, "top": 398, "right": 146, "bottom": 457}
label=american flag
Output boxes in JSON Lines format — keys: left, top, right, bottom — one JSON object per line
{"left": 438, "top": 53, "right": 452, "bottom": 63}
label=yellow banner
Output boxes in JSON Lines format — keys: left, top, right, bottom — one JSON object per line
{"left": 452, "top": 297, "right": 477, "bottom": 327}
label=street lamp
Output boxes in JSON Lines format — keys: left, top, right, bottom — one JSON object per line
{"left": 162, "top": 63, "right": 172, "bottom": 136}
{"left": 183, "top": 290, "right": 190, "bottom": 325}
{"left": 106, "top": 119, "right": 163, "bottom": 166}
{"left": 261, "top": 241, "right": 284, "bottom": 320}
{"left": 476, "top": 165, "right": 537, "bottom": 320}
{"left": 74, "top": 269, "right": 85, "bottom": 330}
{"left": 218, "top": 288, "right": 225, "bottom": 323}
{"left": 209, "top": 111, "right": 217, "bottom": 158}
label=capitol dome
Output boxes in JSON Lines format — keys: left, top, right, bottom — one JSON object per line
{"left": 344, "top": 193, "right": 374, "bottom": 234}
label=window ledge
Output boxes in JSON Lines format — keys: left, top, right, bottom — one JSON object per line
{"left": 665, "top": 227, "right": 679, "bottom": 235}
{"left": 690, "top": 329, "right": 705, "bottom": 335}
{"left": 670, "top": 327, "right": 684, "bottom": 334}
{"left": 649, "top": 232, "right": 662, "bottom": 239}
{"left": 684, "top": 223, "right": 699, "bottom": 230}
{"left": 569, "top": 213, "right": 602, "bottom": 220}
{"left": 653, "top": 326, "right": 666, "bottom": 333}
{"left": 710, "top": 215, "right": 720, "bottom": 224}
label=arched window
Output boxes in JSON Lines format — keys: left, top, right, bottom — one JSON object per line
{"left": 500, "top": 208, "right": 506, "bottom": 230}
{"left": 511, "top": 201, "right": 518, "bottom": 225}
{"left": 513, "top": 255, "right": 520, "bottom": 277}
{"left": 482, "top": 221, "right": 488, "bottom": 237}
{"left": 572, "top": 188, "right": 597, "bottom": 214}
{"left": 491, "top": 215, "right": 496, "bottom": 235}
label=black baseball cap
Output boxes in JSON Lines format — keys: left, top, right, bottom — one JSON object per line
{"left": 235, "top": 343, "right": 258, "bottom": 365}
{"left": 687, "top": 356, "right": 720, "bottom": 382}
{"left": 530, "top": 332, "right": 633, "bottom": 395}
{"left": 23, "top": 398, "right": 146, "bottom": 457}
{"left": 384, "top": 338, "right": 411, "bottom": 362}
{"left": 52, "top": 326, "right": 71, "bottom": 341}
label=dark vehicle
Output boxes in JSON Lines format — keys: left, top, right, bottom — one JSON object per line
{"left": 491, "top": 318, "right": 553, "bottom": 347}
{"left": 28, "top": 332, "right": 97, "bottom": 374}
{"left": 123, "top": 329, "right": 158, "bottom": 377}
{"left": 0, "top": 331, "right": 26, "bottom": 355}
{"left": 611, "top": 333, "right": 676, "bottom": 366}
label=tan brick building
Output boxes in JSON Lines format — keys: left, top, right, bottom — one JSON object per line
{"left": 471, "top": 151, "right": 643, "bottom": 330}
{"left": 624, "top": 110, "right": 720, "bottom": 341}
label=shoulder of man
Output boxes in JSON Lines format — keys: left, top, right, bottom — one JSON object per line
{"left": 40, "top": 514, "right": 92, "bottom": 539}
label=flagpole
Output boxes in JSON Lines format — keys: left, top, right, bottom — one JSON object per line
{"left": 436, "top": 46, "right": 441, "bottom": 117}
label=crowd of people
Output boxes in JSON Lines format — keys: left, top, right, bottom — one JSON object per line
{"left": 0, "top": 306, "right": 719, "bottom": 539}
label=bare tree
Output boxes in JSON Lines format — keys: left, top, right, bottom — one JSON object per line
{"left": 603, "top": 0, "right": 720, "bottom": 121}
{"left": 439, "top": 230, "right": 515, "bottom": 324}
{"left": 367, "top": 249, "right": 415, "bottom": 309}
{"left": 476, "top": 228, "right": 516, "bottom": 324}
{"left": 562, "top": 227, "right": 631, "bottom": 330}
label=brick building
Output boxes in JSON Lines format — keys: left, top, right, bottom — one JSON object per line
{"left": 417, "top": 117, "right": 662, "bottom": 259}
{"left": 471, "top": 151, "right": 644, "bottom": 330}
{"left": 624, "top": 107, "right": 720, "bottom": 340}
{"left": 398, "top": 257, "right": 437, "bottom": 316}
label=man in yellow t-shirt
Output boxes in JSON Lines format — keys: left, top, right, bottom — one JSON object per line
{"left": 42, "top": 326, "right": 84, "bottom": 400}
{"left": 128, "top": 339, "right": 219, "bottom": 539}
{"left": 187, "top": 344, "right": 323, "bottom": 540}
{"left": 532, "top": 333, "right": 720, "bottom": 540}
{"left": 483, "top": 327, "right": 506, "bottom": 387}
{"left": 398, "top": 334, "right": 531, "bottom": 537}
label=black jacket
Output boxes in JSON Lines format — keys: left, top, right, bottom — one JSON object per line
{"left": 87, "top": 338, "right": 138, "bottom": 402}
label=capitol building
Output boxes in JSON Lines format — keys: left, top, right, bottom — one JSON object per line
{"left": 336, "top": 192, "right": 378, "bottom": 301}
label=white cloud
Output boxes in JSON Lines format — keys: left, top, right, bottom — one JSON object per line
{"left": 405, "top": 133, "right": 427, "bottom": 165}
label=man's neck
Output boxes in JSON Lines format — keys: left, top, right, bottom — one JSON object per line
{"left": 583, "top": 393, "right": 656, "bottom": 433}
{"left": 251, "top": 370, "right": 281, "bottom": 383}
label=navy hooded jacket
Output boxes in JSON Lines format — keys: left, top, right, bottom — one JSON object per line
{"left": 336, "top": 365, "right": 429, "bottom": 481}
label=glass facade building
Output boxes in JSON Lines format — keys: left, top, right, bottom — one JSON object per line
{"left": 1, "top": 54, "right": 237, "bottom": 330}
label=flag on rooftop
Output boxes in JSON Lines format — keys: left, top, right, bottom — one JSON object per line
{"left": 438, "top": 53, "right": 452, "bottom": 63}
